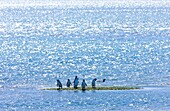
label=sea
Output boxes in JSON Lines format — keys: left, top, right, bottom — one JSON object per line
{"left": 0, "top": 1, "right": 170, "bottom": 111}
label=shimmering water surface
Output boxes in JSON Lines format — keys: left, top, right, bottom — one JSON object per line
{"left": 0, "top": 3, "right": 170, "bottom": 111}
{"left": 0, "top": 86, "right": 170, "bottom": 111}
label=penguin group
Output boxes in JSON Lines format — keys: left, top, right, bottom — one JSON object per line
{"left": 56, "top": 76, "right": 106, "bottom": 91}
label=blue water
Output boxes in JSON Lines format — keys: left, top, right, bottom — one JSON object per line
{"left": 1, "top": 86, "right": 170, "bottom": 111}
{"left": 0, "top": 5, "right": 170, "bottom": 111}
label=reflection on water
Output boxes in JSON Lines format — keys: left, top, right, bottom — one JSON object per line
{"left": 0, "top": 4, "right": 170, "bottom": 111}
{"left": 0, "top": 86, "right": 170, "bottom": 111}
{"left": 0, "top": 7, "right": 170, "bottom": 88}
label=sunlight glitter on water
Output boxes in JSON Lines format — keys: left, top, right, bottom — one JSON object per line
{"left": 0, "top": 1, "right": 170, "bottom": 110}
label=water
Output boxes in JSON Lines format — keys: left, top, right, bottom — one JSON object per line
{"left": 0, "top": 86, "right": 170, "bottom": 111}
{"left": 0, "top": 3, "right": 170, "bottom": 111}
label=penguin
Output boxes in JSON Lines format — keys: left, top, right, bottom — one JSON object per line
{"left": 81, "top": 79, "right": 87, "bottom": 91}
{"left": 73, "top": 76, "right": 79, "bottom": 89}
{"left": 57, "top": 79, "right": 62, "bottom": 89}
{"left": 92, "top": 78, "right": 97, "bottom": 88}
{"left": 66, "top": 79, "right": 72, "bottom": 87}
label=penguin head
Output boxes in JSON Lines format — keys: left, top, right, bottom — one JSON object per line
{"left": 103, "top": 79, "right": 106, "bottom": 82}
{"left": 94, "top": 78, "right": 97, "bottom": 81}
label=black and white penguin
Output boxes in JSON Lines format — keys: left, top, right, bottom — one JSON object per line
{"left": 81, "top": 79, "right": 87, "bottom": 91}
{"left": 92, "top": 78, "right": 97, "bottom": 88}
{"left": 73, "top": 76, "right": 79, "bottom": 89}
{"left": 66, "top": 79, "right": 72, "bottom": 87}
{"left": 57, "top": 79, "right": 62, "bottom": 89}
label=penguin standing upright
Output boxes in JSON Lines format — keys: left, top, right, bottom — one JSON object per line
{"left": 57, "top": 79, "right": 62, "bottom": 89}
{"left": 92, "top": 78, "right": 97, "bottom": 88}
{"left": 73, "top": 76, "right": 79, "bottom": 89}
{"left": 81, "top": 79, "right": 87, "bottom": 91}
{"left": 66, "top": 79, "right": 72, "bottom": 87}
